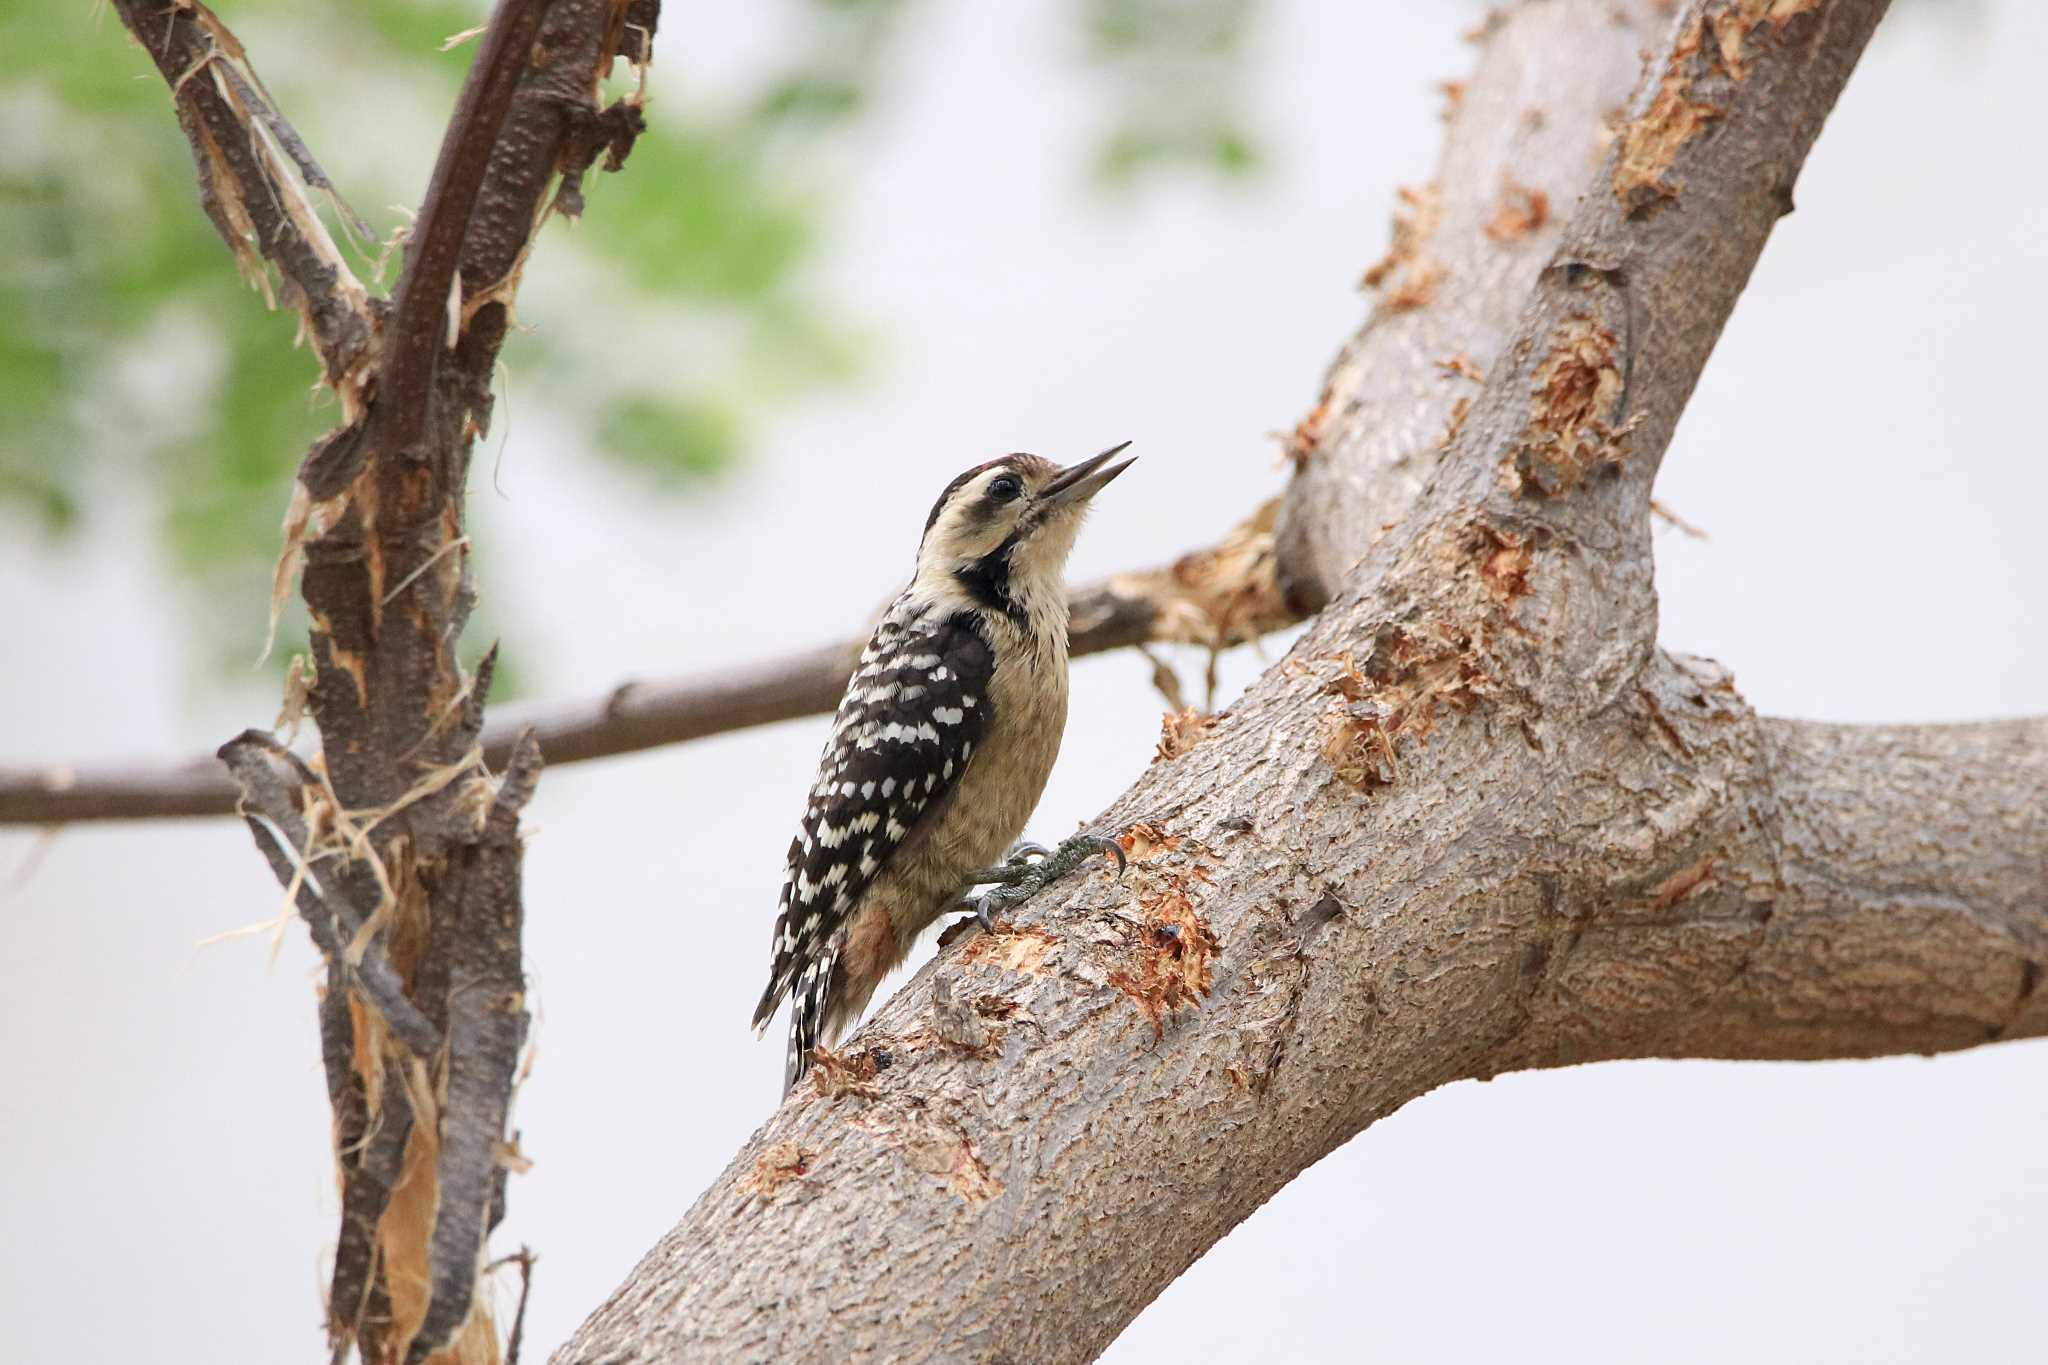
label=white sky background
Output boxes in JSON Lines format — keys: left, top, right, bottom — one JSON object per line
{"left": 3, "top": 2, "right": 2045, "bottom": 1362}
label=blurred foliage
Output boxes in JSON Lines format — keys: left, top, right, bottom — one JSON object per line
{"left": 1081, "top": 0, "right": 1262, "bottom": 185}
{"left": 0, "top": 0, "right": 1990, "bottom": 680}
{"left": 0, "top": 0, "right": 1263, "bottom": 681}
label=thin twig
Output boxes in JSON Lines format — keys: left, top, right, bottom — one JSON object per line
{"left": 218, "top": 733, "right": 443, "bottom": 1057}
{"left": 488, "top": 1248, "right": 537, "bottom": 1365}
{"left": 0, "top": 513, "right": 1302, "bottom": 825}
{"left": 1651, "top": 497, "right": 1710, "bottom": 539}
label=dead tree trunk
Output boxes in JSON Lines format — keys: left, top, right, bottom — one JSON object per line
{"left": 109, "top": 2, "right": 661, "bottom": 1362}
{"left": 554, "top": 3, "right": 2043, "bottom": 1362}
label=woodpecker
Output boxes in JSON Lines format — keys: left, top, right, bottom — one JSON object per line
{"left": 753, "top": 444, "right": 1136, "bottom": 1093}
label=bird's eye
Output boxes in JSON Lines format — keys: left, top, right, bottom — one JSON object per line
{"left": 986, "top": 474, "right": 1023, "bottom": 503}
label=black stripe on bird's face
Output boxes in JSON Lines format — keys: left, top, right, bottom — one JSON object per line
{"left": 953, "top": 536, "right": 1027, "bottom": 628}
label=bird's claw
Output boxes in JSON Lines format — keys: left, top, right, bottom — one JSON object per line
{"left": 963, "top": 873, "right": 1039, "bottom": 932}
{"left": 959, "top": 830, "right": 1125, "bottom": 928}
{"left": 1089, "top": 834, "right": 1128, "bottom": 880}
{"left": 1039, "top": 830, "right": 1125, "bottom": 881}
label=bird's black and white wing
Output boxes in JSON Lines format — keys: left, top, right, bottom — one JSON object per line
{"left": 752, "top": 604, "right": 994, "bottom": 1072}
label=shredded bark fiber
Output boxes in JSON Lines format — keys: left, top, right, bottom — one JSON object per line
{"left": 1361, "top": 182, "right": 1445, "bottom": 311}
{"left": 1153, "top": 707, "right": 1217, "bottom": 763}
{"left": 1512, "top": 313, "right": 1628, "bottom": 495}
{"left": 1108, "top": 886, "right": 1220, "bottom": 1040}
{"left": 1308, "top": 623, "right": 1496, "bottom": 793}
{"left": 1612, "top": 13, "right": 1722, "bottom": 211}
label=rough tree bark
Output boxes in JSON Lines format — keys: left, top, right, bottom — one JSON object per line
{"left": 553, "top": 2, "right": 2043, "bottom": 1363}
{"left": 106, "top": 3, "right": 660, "bottom": 1363}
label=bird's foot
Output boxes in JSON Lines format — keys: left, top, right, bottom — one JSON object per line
{"left": 963, "top": 831, "right": 1127, "bottom": 931}
{"left": 1032, "top": 831, "right": 1127, "bottom": 884}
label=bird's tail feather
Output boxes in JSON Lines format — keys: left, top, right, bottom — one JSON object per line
{"left": 783, "top": 946, "right": 838, "bottom": 1096}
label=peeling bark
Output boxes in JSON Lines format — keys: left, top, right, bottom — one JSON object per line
{"left": 111, "top": 0, "right": 378, "bottom": 396}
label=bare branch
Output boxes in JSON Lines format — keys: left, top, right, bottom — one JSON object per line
{"left": 277, "top": 1, "right": 656, "bottom": 1354}
{"left": 1273, "top": 0, "right": 1660, "bottom": 605}
{"left": 0, "top": 756, "right": 238, "bottom": 825}
{"left": 498, "top": 496, "right": 1293, "bottom": 764}
{"left": 217, "top": 730, "right": 441, "bottom": 1058}
{"left": 378, "top": 0, "right": 557, "bottom": 456}
{"left": 0, "top": 502, "right": 1298, "bottom": 824}
{"left": 110, "top": 0, "right": 378, "bottom": 396}
{"left": 559, "top": 699, "right": 2044, "bottom": 1365}
{"left": 111, "top": 1, "right": 665, "bottom": 1360}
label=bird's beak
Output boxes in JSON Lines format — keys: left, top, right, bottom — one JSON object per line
{"left": 1039, "top": 441, "right": 1136, "bottom": 510}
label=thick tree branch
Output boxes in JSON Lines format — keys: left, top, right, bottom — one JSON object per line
{"left": 1272, "top": 0, "right": 1659, "bottom": 605}
{"left": 0, "top": 501, "right": 1292, "bottom": 823}
{"left": 554, "top": 3, "right": 1956, "bottom": 1362}
{"left": 559, "top": 703, "right": 2044, "bottom": 1365}
{"left": 280, "top": 4, "right": 659, "bottom": 1357}
{"left": 1503, "top": 699, "right": 2048, "bottom": 1069}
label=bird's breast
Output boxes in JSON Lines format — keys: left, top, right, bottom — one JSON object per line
{"left": 881, "top": 626, "right": 1070, "bottom": 940}
{"left": 958, "top": 639, "right": 1069, "bottom": 850}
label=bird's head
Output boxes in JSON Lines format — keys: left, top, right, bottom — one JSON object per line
{"left": 912, "top": 443, "right": 1135, "bottom": 621}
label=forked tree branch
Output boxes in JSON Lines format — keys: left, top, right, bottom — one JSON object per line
{"left": 113, "top": 3, "right": 664, "bottom": 1363}
{"left": 550, "top": 5, "right": 2021, "bottom": 1363}
{"left": 1272, "top": 0, "right": 1654, "bottom": 602}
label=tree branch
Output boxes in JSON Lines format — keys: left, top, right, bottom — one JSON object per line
{"left": 378, "top": 0, "right": 557, "bottom": 455}
{"left": 1271, "top": 0, "right": 1660, "bottom": 605}
{"left": 0, "top": 500, "right": 1294, "bottom": 823}
{"left": 217, "top": 730, "right": 443, "bottom": 1059}
{"left": 558, "top": 702, "right": 2044, "bottom": 1365}
{"left": 110, "top": 0, "right": 378, "bottom": 396}
{"left": 553, "top": 3, "right": 1956, "bottom": 1361}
